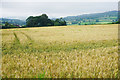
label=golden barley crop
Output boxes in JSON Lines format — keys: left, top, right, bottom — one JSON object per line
{"left": 1, "top": 24, "right": 119, "bottom": 78}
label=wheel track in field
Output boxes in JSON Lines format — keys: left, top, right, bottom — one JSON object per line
{"left": 13, "top": 32, "right": 20, "bottom": 44}
{"left": 20, "top": 32, "right": 34, "bottom": 43}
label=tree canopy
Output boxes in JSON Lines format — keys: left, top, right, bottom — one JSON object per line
{"left": 26, "top": 14, "right": 66, "bottom": 27}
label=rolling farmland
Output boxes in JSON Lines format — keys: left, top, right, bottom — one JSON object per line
{"left": 2, "top": 24, "right": 119, "bottom": 78}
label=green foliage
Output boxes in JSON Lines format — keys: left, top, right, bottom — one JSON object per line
{"left": 38, "top": 72, "right": 46, "bottom": 78}
{"left": 5, "top": 22, "right": 9, "bottom": 27}
{"left": 2, "top": 22, "right": 20, "bottom": 29}
{"left": 112, "top": 19, "right": 120, "bottom": 24}
{"left": 26, "top": 14, "right": 66, "bottom": 27}
{"left": 54, "top": 22, "right": 60, "bottom": 26}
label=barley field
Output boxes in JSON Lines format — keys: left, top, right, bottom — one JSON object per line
{"left": 1, "top": 24, "right": 119, "bottom": 78}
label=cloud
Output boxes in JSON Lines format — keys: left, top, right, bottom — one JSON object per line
{"left": 2, "top": 0, "right": 119, "bottom": 2}
{"left": 1, "top": 2, "right": 118, "bottom": 20}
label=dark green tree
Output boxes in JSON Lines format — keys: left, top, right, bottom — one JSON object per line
{"left": 26, "top": 14, "right": 67, "bottom": 27}
{"left": 96, "top": 19, "right": 99, "bottom": 22}
{"left": 26, "top": 16, "right": 35, "bottom": 27}
{"left": 5, "top": 22, "right": 10, "bottom": 27}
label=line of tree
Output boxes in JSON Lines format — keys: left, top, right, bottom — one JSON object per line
{"left": 26, "top": 14, "right": 66, "bottom": 27}
{"left": 2, "top": 22, "right": 24, "bottom": 29}
{"left": 112, "top": 19, "right": 120, "bottom": 24}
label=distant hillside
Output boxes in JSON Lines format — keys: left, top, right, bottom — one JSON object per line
{"left": 63, "top": 11, "right": 118, "bottom": 25}
{"left": 0, "top": 10, "right": 118, "bottom": 26}
{"left": 0, "top": 18, "right": 26, "bottom": 25}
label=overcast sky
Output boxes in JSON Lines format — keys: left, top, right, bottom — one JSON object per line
{"left": 2, "top": 0, "right": 119, "bottom": 2}
{"left": 1, "top": 0, "right": 119, "bottom": 20}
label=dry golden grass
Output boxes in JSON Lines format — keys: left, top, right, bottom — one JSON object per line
{"left": 2, "top": 47, "right": 118, "bottom": 78}
{"left": 2, "top": 24, "right": 118, "bottom": 43}
{"left": 2, "top": 24, "right": 119, "bottom": 78}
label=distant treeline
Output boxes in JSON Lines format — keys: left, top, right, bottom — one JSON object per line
{"left": 112, "top": 20, "right": 120, "bottom": 24}
{"left": 1, "top": 12, "right": 120, "bottom": 29}
{"left": 1, "top": 22, "right": 25, "bottom": 29}
{"left": 1, "top": 14, "right": 66, "bottom": 29}
{"left": 26, "top": 14, "right": 66, "bottom": 27}
{"left": 64, "top": 11, "right": 118, "bottom": 25}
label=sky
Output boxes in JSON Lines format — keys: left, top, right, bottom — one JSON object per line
{"left": 1, "top": 0, "right": 119, "bottom": 20}
{"left": 2, "top": 0, "right": 119, "bottom": 2}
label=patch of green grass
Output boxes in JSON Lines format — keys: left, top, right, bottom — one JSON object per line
{"left": 2, "top": 39, "right": 118, "bottom": 55}
{"left": 38, "top": 72, "right": 46, "bottom": 78}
